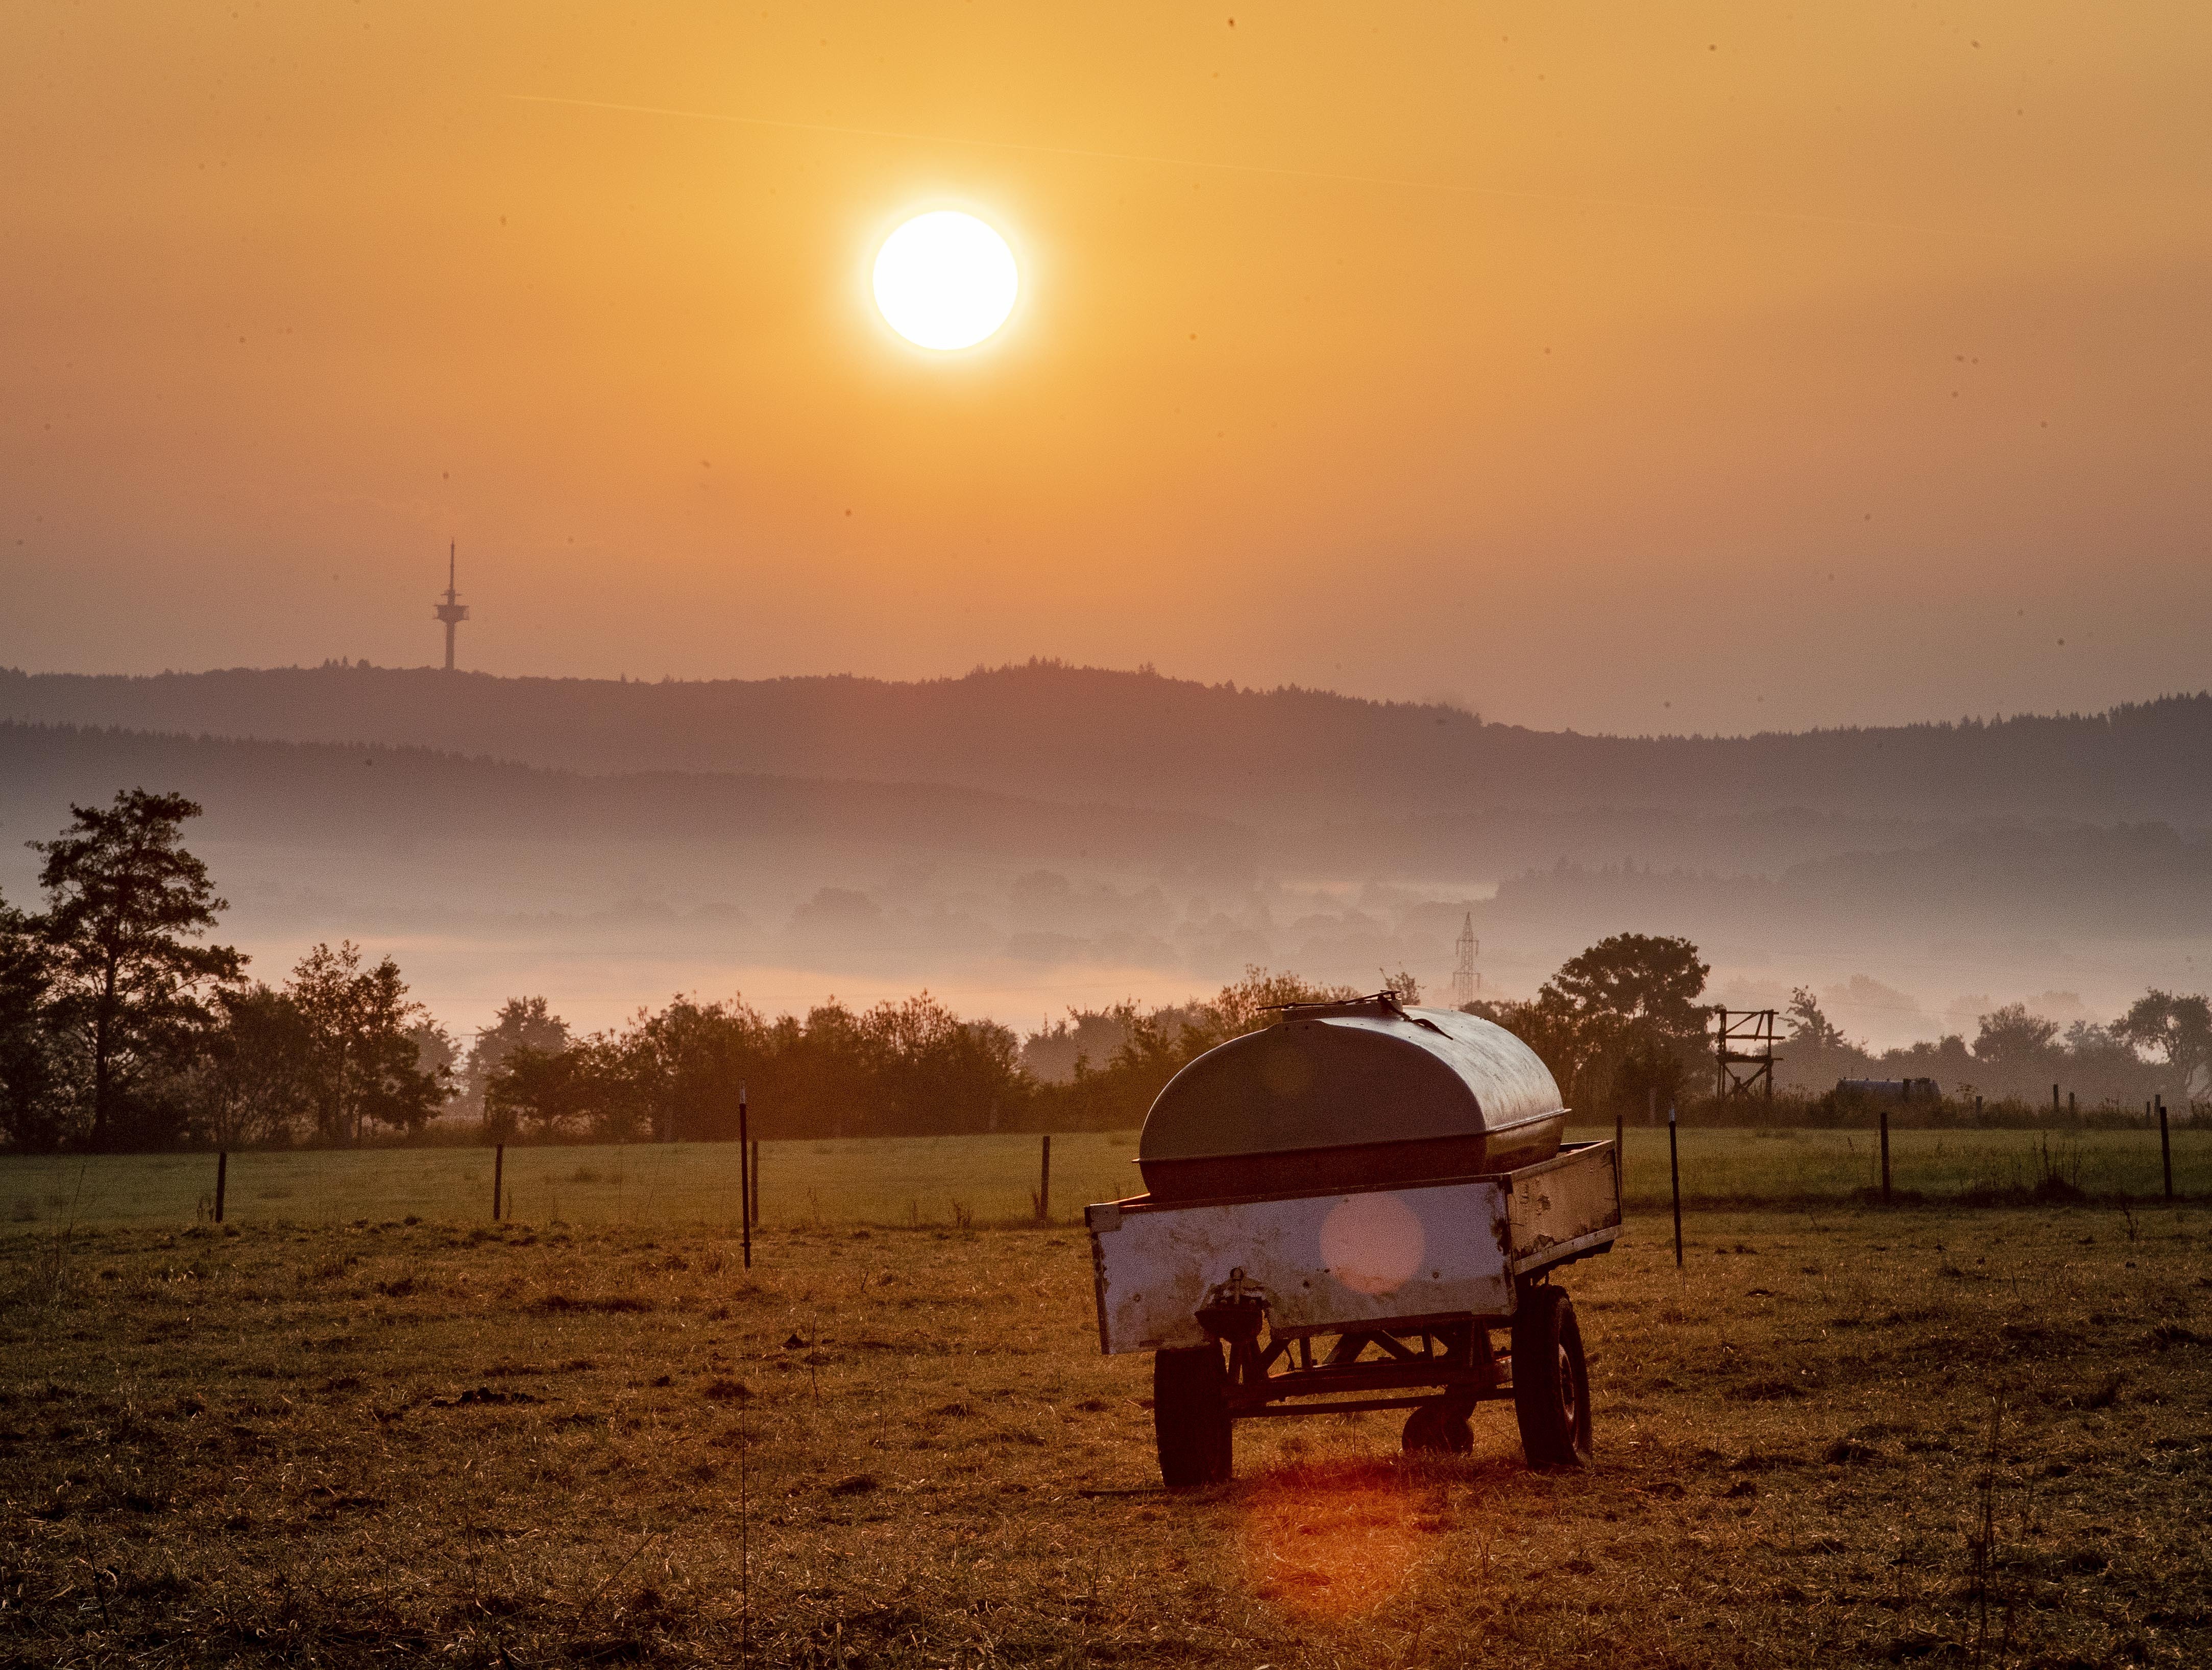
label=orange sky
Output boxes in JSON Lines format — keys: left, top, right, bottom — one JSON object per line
{"left": 6, "top": 2, "right": 2209, "bottom": 733}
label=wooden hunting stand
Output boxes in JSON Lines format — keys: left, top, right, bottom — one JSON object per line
{"left": 1714, "top": 1009, "right": 1780, "bottom": 1099}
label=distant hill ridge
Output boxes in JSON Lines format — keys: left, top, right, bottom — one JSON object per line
{"left": 0, "top": 721, "right": 1246, "bottom": 868}
{"left": 3, "top": 662, "right": 2206, "bottom": 825}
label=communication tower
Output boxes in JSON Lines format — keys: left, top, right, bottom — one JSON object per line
{"left": 1451, "top": 913, "right": 1479, "bottom": 1008}
{"left": 432, "top": 542, "right": 469, "bottom": 671}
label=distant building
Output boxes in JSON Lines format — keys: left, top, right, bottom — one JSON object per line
{"left": 1837, "top": 1076, "right": 1940, "bottom": 1100}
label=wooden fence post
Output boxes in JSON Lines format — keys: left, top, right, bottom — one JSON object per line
{"left": 214, "top": 1151, "right": 227, "bottom": 1225}
{"left": 1668, "top": 1099, "right": 1683, "bottom": 1269}
{"left": 492, "top": 1144, "right": 504, "bottom": 1222}
{"left": 1879, "top": 1107, "right": 1891, "bottom": 1206}
{"left": 2159, "top": 1097, "right": 2174, "bottom": 1201}
{"left": 1037, "top": 1134, "right": 1052, "bottom": 1223}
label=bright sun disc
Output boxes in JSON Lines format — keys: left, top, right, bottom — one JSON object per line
{"left": 873, "top": 211, "right": 1018, "bottom": 350}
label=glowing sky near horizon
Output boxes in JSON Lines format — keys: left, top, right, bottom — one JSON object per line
{"left": 4, "top": 2, "right": 2210, "bottom": 734}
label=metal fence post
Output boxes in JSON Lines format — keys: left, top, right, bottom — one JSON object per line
{"left": 2159, "top": 1096, "right": 2174, "bottom": 1201}
{"left": 1037, "top": 1133, "right": 1051, "bottom": 1224}
{"left": 1668, "top": 1099, "right": 1683, "bottom": 1269}
{"left": 739, "top": 1085, "right": 752, "bottom": 1270}
{"left": 214, "top": 1151, "right": 227, "bottom": 1225}
{"left": 492, "top": 1144, "right": 503, "bottom": 1222}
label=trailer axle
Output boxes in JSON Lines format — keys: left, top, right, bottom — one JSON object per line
{"left": 1231, "top": 1388, "right": 1515, "bottom": 1420}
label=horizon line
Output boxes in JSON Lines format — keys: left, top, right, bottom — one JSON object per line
{"left": 2, "top": 659, "right": 2206, "bottom": 746}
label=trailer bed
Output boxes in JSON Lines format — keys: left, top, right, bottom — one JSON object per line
{"left": 1085, "top": 1140, "right": 1620, "bottom": 1355}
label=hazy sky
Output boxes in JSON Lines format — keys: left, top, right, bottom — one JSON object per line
{"left": 6, "top": 3, "right": 2209, "bottom": 734}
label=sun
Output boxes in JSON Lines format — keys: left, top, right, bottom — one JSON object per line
{"left": 872, "top": 211, "right": 1019, "bottom": 351}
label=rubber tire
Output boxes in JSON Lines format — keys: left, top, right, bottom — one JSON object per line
{"left": 1512, "top": 1285, "right": 1592, "bottom": 1468}
{"left": 1153, "top": 1344, "right": 1232, "bottom": 1487}
{"left": 1401, "top": 1401, "right": 1475, "bottom": 1455}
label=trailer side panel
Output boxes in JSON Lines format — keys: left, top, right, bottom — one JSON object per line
{"left": 1506, "top": 1142, "right": 1624, "bottom": 1275}
{"left": 1087, "top": 1178, "right": 1516, "bottom": 1354}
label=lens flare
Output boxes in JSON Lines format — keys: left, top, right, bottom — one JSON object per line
{"left": 1318, "top": 1192, "right": 1425, "bottom": 1297}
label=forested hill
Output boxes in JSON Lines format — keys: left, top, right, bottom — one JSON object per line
{"left": 3, "top": 662, "right": 2207, "bottom": 825}
{"left": 0, "top": 722, "right": 1247, "bottom": 868}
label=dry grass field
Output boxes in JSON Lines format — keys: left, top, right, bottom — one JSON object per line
{"left": 3, "top": 1194, "right": 2207, "bottom": 1667}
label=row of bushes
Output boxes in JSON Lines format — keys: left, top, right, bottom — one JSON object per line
{"left": 478, "top": 969, "right": 1363, "bottom": 1144}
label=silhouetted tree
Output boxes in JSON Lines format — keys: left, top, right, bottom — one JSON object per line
{"left": 855, "top": 993, "right": 1025, "bottom": 1136}
{"left": 625, "top": 995, "right": 764, "bottom": 1142}
{"left": 0, "top": 891, "right": 68, "bottom": 1151}
{"left": 31, "top": 790, "right": 244, "bottom": 1150}
{"left": 461, "top": 996, "right": 571, "bottom": 1115}
{"left": 484, "top": 1043, "right": 595, "bottom": 1140}
{"left": 1785, "top": 986, "right": 1851, "bottom": 1052}
{"left": 1491, "top": 934, "right": 1711, "bottom": 1116}
{"left": 2113, "top": 990, "right": 2212, "bottom": 1108}
{"left": 190, "top": 984, "right": 315, "bottom": 1147}
{"left": 286, "top": 941, "right": 446, "bottom": 1142}
{"left": 1547, "top": 935, "right": 1712, "bottom": 1041}
{"left": 1972, "top": 1003, "right": 2061, "bottom": 1072}
{"left": 782, "top": 999, "right": 876, "bottom": 1137}
{"left": 1020, "top": 1011, "right": 1134, "bottom": 1085}
{"left": 409, "top": 1019, "right": 460, "bottom": 1112}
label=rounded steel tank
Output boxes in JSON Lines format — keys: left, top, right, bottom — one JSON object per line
{"left": 1136, "top": 996, "right": 1566, "bottom": 1201}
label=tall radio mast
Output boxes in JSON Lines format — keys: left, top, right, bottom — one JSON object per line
{"left": 1451, "top": 913, "right": 1479, "bottom": 1008}
{"left": 432, "top": 541, "right": 469, "bottom": 671}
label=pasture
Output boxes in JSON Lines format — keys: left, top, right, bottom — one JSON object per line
{"left": 3, "top": 1124, "right": 2204, "bottom": 1233}
{"left": 2, "top": 1190, "right": 2206, "bottom": 1666}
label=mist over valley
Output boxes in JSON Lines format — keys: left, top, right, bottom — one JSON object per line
{"left": 4, "top": 662, "right": 2204, "bottom": 1053}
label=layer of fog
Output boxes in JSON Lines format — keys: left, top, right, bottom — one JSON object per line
{"left": 4, "top": 825, "right": 2194, "bottom": 1064}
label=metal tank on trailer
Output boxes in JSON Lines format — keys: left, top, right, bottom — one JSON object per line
{"left": 1085, "top": 993, "right": 1623, "bottom": 1485}
{"left": 1136, "top": 997, "right": 1568, "bottom": 1200}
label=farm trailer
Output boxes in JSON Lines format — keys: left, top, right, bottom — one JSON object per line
{"left": 1083, "top": 994, "right": 1622, "bottom": 1485}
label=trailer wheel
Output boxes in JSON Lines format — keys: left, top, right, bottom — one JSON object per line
{"left": 1511, "top": 1285, "right": 1591, "bottom": 1468}
{"left": 1153, "top": 1344, "right": 1232, "bottom": 1486}
{"left": 1401, "top": 1399, "right": 1474, "bottom": 1455}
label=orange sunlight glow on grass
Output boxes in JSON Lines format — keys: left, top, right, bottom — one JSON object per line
{"left": 1239, "top": 1463, "right": 1440, "bottom": 1619}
